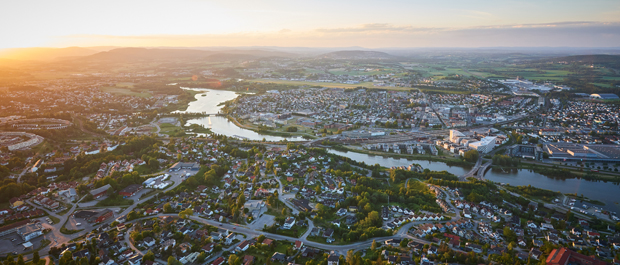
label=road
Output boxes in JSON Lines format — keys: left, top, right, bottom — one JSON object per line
{"left": 149, "top": 118, "right": 161, "bottom": 135}
{"left": 23, "top": 164, "right": 465, "bottom": 263}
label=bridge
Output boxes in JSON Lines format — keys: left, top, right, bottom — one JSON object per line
{"left": 476, "top": 161, "right": 493, "bottom": 180}
{"left": 459, "top": 159, "right": 493, "bottom": 181}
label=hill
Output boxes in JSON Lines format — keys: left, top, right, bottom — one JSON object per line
{"left": 318, "top": 50, "right": 396, "bottom": 60}
{"left": 543, "top": 54, "right": 620, "bottom": 68}
{"left": 70, "top": 47, "right": 297, "bottom": 63}
{"left": 0, "top": 47, "right": 100, "bottom": 61}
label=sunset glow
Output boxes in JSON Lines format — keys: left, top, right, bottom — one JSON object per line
{"left": 1, "top": 0, "right": 620, "bottom": 49}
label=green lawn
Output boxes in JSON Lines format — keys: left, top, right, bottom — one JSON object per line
{"left": 101, "top": 87, "right": 152, "bottom": 98}
{"left": 249, "top": 79, "right": 415, "bottom": 90}
{"left": 159, "top": 123, "right": 185, "bottom": 136}
{"left": 95, "top": 196, "right": 134, "bottom": 207}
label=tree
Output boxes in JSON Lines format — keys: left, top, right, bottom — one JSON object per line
{"left": 127, "top": 211, "right": 139, "bottom": 221}
{"left": 346, "top": 250, "right": 355, "bottom": 265}
{"left": 228, "top": 254, "right": 241, "bottom": 265}
{"left": 371, "top": 239, "right": 378, "bottom": 250}
{"left": 142, "top": 251, "right": 155, "bottom": 262}
{"left": 167, "top": 256, "right": 182, "bottom": 265}
{"left": 179, "top": 208, "right": 193, "bottom": 219}
{"left": 163, "top": 203, "right": 173, "bottom": 213}
{"left": 257, "top": 234, "right": 266, "bottom": 243}
{"left": 400, "top": 238, "right": 409, "bottom": 248}
{"left": 32, "top": 251, "right": 40, "bottom": 265}
{"left": 463, "top": 150, "right": 479, "bottom": 163}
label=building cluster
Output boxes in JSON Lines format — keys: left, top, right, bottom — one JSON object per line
{"left": 0, "top": 87, "right": 156, "bottom": 117}
{"left": 437, "top": 128, "right": 508, "bottom": 155}
{"left": 231, "top": 88, "right": 424, "bottom": 129}
{"left": 96, "top": 159, "right": 146, "bottom": 179}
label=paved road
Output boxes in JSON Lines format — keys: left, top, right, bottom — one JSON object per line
{"left": 150, "top": 118, "right": 161, "bottom": 134}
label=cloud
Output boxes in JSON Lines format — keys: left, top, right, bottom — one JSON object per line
{"left": 315, "top": 23, "right": 439, "bottom": 33}
{"left": 54, "top": 21, "right": 620, "bottom": 48}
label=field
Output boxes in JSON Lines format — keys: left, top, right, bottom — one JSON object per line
{"left": 249, "top": 79, "right": 415, "bottom": 90}
{"left": 159, "top": 123, "right": 185, "bottom": 136}
{"left": 101, "top": 87, "right": 152, "bottom": 98}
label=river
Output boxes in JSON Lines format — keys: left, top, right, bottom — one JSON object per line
{"left": 327, "top": 149, "right": 620, "bottom": 213}
{"left": 175, "top": 88, "right": 303, "bottom": 141}
{"left": 176, "top": 88, "right": 620, "bottom": 213}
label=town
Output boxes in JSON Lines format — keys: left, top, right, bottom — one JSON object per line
{"left": 1, "top": 46, "right": 620, "bottom": 265}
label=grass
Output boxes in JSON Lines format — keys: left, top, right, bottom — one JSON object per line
{"left": 243, "top": 240, "right": 292, "bottom": 264}
{"left": 57, "top": 207, "right": 72, "bottom": 216}
{"left": 159, "top": 123, "right": 185, "bottom": 136}
{"left": 101, "top": 87, "right": 152, "bottom": 98}
{"left": 95, "top": 196, "right": 134, "bottom": 207}
{"left": 48, "top": 215, "right": 60, "bottom": 224}
{"left": 249, "top": 79, "right": 416, "bottom": 91}
{"left": 271, "top": 226, "right": 308, "bottom": 238}
{"left": 60, "top": 227, "right": 84, "bottom": 234}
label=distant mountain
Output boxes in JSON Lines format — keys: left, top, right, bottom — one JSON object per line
{"left": 77, "top": 48, "right": 216, "bottom": 62}
{"left": 0, "top": 47, "right": 100, "bottom": 61}
{"left": 318, "top": 50, "right": 396, "bottom": 60}
{"left": 70, "top": 47, "right": 297, "bottom": 63}
{"left": 541, "top": 54, "right": 620, "bottom": 68}
{"left": 543, "top": 54, "right": 620, "bottom": 64}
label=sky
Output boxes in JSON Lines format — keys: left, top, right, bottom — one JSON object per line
{"left": 1, "top": 0, "right": 620, "bottom": 49}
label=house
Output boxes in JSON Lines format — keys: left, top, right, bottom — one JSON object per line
{"left": 385, "top": 239, "right": 401, "bottom": 247}
{"left": 128, "top": 255, "right": 142, "bottom": 265}
{"left": 211, "top": 257, "right": 225, "bottom": 265}
{"left": 242, "top": 255, "right": 255, "bottom": 265}
{"left": 323, "top": 228, "right": 334, "bottom": 238}
{"left": 327, "top": 254, "right": 340, "bottom": 265}
{"left": 283, "top": 217, "right": 296, "bottom": 229}
{"left": 201, "top": 243, "right": 215, "bottom": 253}
{"left": 236, "top": 240, "right": 250, "bottom": 252}
{"left": 294, "top": 240, "right": 303, "bottom": 250}
{"left": 9, "top": 198, "right": 24, "bottom": 209}
{"left": 466, "top": 243, "right": 482, "bottom": 253}
{"left": 143, "top": 237, "right": 156, "bottom": 247}
{"left": 530, "top": 248, "right": 542, "bottom": 260}
{"left": 261, "top": 239, "right": 274, "bottom": 247}
{"left": 271, "top": 252, "right": 286, "bottom": 263}
{"left": 546, "top": 247, "right": 607, "bottom": 265}
{"left": 119, "top": 184, "right": 142, "bottom": 197}
{"left": 462, "top": 208, "right": 471, "bottom": 218}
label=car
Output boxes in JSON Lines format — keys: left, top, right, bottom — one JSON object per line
{"left": 11, "top": 238, "right": 16, "bottom": 242}
{"left": 219, "top": 224, "right": 222, "bottom": 226}
{"left": 76, "top": 223, "right": 82, "bottom": 226}
{"left": 233, "top": 227, "right": 236, "bottom": 230}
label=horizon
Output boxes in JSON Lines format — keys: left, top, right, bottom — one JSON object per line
{"left": 2, "top": 0, "right": 620, "bottom": 49}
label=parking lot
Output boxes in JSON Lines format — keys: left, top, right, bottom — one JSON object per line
{"left": 0, "top": 223, "right": 46, "bottom": 256}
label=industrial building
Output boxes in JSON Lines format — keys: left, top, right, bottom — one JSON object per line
{"left": 90, "top": 184, "right": 111, "bottom": 199}
{"left": 119, "top": 184, "right": 142, "bottom": 197}
{"left": 544, "top": 143, "right": 620, "bottom": 162}
{"left": 170, "top": 162, "right": 200, "bottom": 171}
{"left": 17, "top": 223, "right": 43, "bottom": 241}
{"left": 590, "top": 93, "right": 620, "bottom": 100}
{"left": 73, "top": 209, "right": 115, "bottom": 223}
{"left": 507, "top": 144, "right": 544, "bottom": 160}
{"left": 468, "top": 136, "right": 497, "bottom": 154}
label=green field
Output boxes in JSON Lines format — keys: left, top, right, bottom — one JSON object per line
{"left": 249, "top": 79, "right": 414, "bottom": 90}
{"left": 159, "top": 123, "right": 184, "bottom": 135}
{"left": 101, "top": 87, "right": 152, "bottom": 98}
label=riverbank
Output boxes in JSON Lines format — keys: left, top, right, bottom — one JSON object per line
{"left": 326, "top": 145, "right": 470, "bottom": 165}
{"left": 226, "top": 116, "right": 317, "bottom": 140}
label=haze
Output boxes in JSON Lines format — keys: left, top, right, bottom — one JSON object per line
{"left": 2, "top": 0, "right": 620, "bottom": 49}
